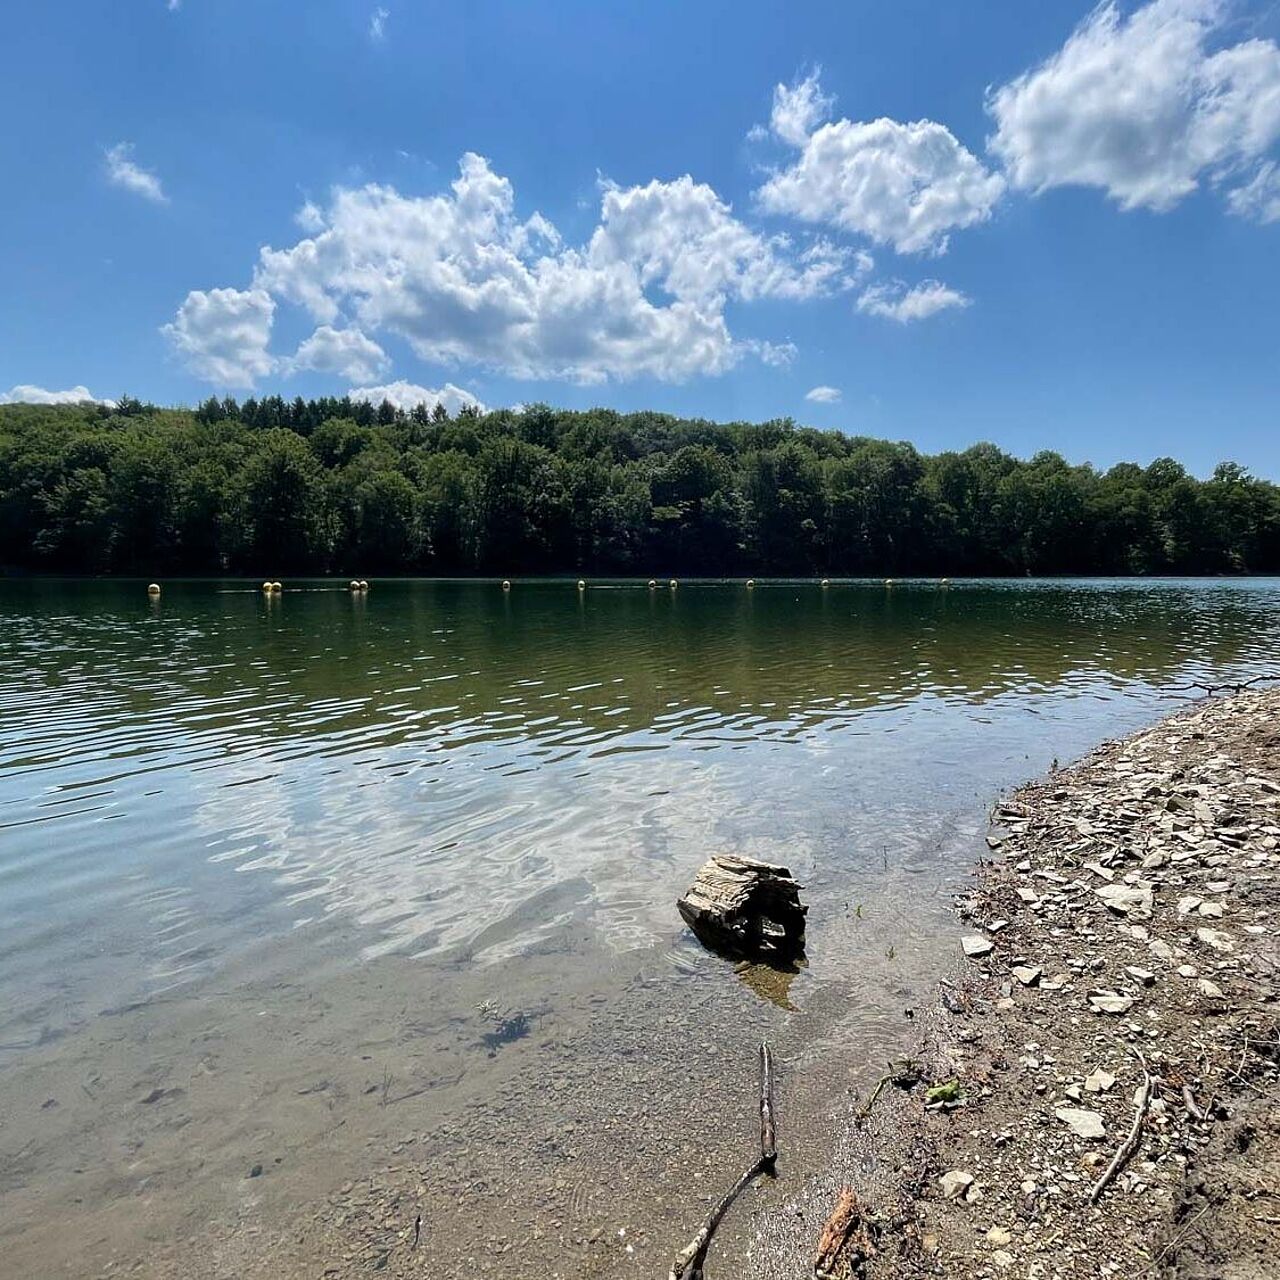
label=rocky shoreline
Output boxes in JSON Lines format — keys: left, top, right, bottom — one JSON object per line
{"left": 836, "top": 687, "right": 1280, "bottom": 1280}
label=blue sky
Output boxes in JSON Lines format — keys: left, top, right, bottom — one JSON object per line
{"left": 2, "top": 0, "right": 1278, "bottom": 476}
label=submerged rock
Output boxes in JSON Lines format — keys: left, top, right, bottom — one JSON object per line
{"left": 677, "top": 854, "right": 807, "bottom": 963}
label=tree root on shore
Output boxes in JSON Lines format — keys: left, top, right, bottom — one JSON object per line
{"left": 668, "top": 1042, "right": 776, "bottom": 1280}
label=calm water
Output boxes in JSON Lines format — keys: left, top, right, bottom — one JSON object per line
{"left": 2, "top": 577, "right": 1278, "bottom": 1275}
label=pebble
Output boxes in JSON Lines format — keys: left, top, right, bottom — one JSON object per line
{"left": 939, "top": 1170, "right": 975, "bottom": 1198}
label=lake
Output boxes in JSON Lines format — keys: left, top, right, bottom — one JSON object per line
{"left": 2, "top": 577, "right": 1278, "bottom": 1277}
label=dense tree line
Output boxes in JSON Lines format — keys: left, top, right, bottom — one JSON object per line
{"left": 1, "top": 396, "right": 1278, "bottom": 576}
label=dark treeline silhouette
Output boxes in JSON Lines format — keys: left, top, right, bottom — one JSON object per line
{"left": 2, "top": 397, "right": 1278, "bottom": 576}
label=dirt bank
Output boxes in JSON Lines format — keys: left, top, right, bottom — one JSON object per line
{"left": 824, "top": 687, "right": 1280, "bottom": 1280}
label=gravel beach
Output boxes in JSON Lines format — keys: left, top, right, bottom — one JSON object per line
{"left": 825, "top": 686, "right": 1280, "bottom": 1280}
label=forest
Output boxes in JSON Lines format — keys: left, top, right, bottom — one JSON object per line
{"left": 1, "top": 395, "right": 1278, "bottom": 577}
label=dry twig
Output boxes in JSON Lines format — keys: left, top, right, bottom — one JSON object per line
{"left": 668, "top": 1042, "right": 776, "bottom": 1280}
{"left": 1090, "top": 1048, "right": 1153, "bottom": 1204}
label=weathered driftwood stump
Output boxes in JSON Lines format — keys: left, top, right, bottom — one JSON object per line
{"left": 677, "top": 854, "right": 807, "bottom": 963}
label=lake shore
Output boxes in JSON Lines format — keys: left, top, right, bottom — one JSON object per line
{"left": 830, "top": 685, "right": 1280, "bottom": 1280}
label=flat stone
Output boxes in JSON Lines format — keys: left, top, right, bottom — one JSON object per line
{"left": 986, "top": 1226, "right": 1013, "bottom": 1247}
{"left": 1125, "top": 966, "right": 1156, "bottom": 986}
{"left": 1095, "top": 883, "right": 1153, "bottom": 918}
{"left": 962, "top": 935, "right": 994, "bottom": 957}
{"left": 939, "top": 1170, "right": 975, "bottom": 1199}
{"left": 1197, "top": 978, "right": 1225, "bottom": 999}
{"left": 1197, "top": 901, "right": 1225, "bottom": 918}
{"left": 1084, "top": 1068, "right": 1116, "bottom": 1093}
{"left": 1054, "top": 1107, "right": 1105, "bottom": 1140}
{"left": 1088, "top": 990, "right": 1135, "bottom": 1015}
{"left": 1196, "top": 927, "right": 1235, "bottom": 954}
{"left": 1012, "top": 965, "right": 1042, "bottom": 987}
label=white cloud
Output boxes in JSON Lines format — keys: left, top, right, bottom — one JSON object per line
{"left": 0, "top": 384, "right": 114, "bottom": 406}
{"left": 295, "top": 200, "right": 325, "bottom": 233}
{"left": 244, "top": 153, "right": 850, "bottom": 384}
{"left": 162, "top": 287, "right": 276, "bottom": 387}
{"left": 1227, "top": 159, "right": 1280, "bottom": 223}
{"left": 766, "top": 69, "right": 835, "bottom": 147}
{"left": 804, "top": 385, "right": 841, "bottom": 403}
{"left": 348, "top": 380, "right": 485, "bottom": 415}
{"left": 988, "top": 0, "right": 1280, "bottom": 216}
{"left": 288, "top": 325, "right": 389, "bottom": 383}
{"left": 369, "top": 6, "right": 389, "bottom": 42}
{"left": 755, "top": 73, "right": 1004, "bottom": 255}
{"left": 742, "top": 338, "right": 798, "bottom": 367}
{"left": 856, "top": 279, "right": 970, "bottom": 323}
{"left": 104, "top": 142, "right": 168, "bottom": 204}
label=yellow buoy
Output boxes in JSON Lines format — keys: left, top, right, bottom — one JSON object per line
{"left": 358, "top": 580, "right": 369, "bottom": 591}
{"left": 262, "top": 581, "right": 273, "bottom": 592}
{"left": 271, "top": 581, "right": 283, "bottom": 593}
{"left": 820, "top": 578, "right": 830, "bottom": 588}
{"left": 146, "top": 583, "right": 161, "bottom": 596}
{"left": 746, "top": 578, "right": 755, "bottom": 589}
{"left": 940, "top": 577, "right": 951, "bottom": 586}
{"left": 577, "top": 579, "right": 586, "bottom": 591}
{"left": 502, "top": 579, "right": 511, "bottom": 591}
{"left": 669, "top": 578, "right": 678, "bottom": 589}
{"left": 349, "top": 580, "right": 360, "bottom": 591}
{"left": 647, "top": 579, "right": 657, "bottom": 589}
{"left": 883, "top": 578, "right": 895, "bottom": 587}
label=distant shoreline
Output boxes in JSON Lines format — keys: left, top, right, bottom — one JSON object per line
{"left": 5, "top": 401, "right": 1278, "bottom": 579}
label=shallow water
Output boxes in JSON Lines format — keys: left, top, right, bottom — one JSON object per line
{"left": 1, "top": 577, "right": 1278, "bottom": 1275}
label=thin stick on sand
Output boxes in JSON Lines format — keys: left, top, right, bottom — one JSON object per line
{"left": 1089, "top": 1048, "right": 1154, "bottom": 1205}
{"left": 668, "top": 1042, "right": 777, "bottom": 1280}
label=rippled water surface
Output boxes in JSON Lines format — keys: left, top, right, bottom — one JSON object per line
{"left": 2, "top": 577, "right": 1278, "bottom": 1275}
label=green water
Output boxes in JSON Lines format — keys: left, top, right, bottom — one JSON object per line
{"left": 1, "top": 577, "right": 1277, "bottom": 1275}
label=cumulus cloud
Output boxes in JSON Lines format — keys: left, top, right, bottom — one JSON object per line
{"left": 104, "top": 142, "right": 167, "bottom": 204}
{"left": 765, "top": 69, "right": 835, "bottom": 147}
{"left": 348, "top": 380, "right": 484, "bottom": 415}
{"left": 804, "top": 385, "right": 841, "bottom": 403}
{"left": 288, "top": 325, "right": 389, "bottom": 382}
{"left": 0, "top": 384, "right": 114, "bottom": 405}
{"left": 988, "top": 0, "right": 1280, "bottom": 217}
{"left": 1227, "top": 160, "right": 1280, "bottom": 223}
{"left": 238, "top": 153, "right": 852, "bottom": 385}
{"left": 856, "top": 280, "right": 970, "bottom": 323}
{"left": 754, "top": 72, "right": 1004, "bottom": 255}
{"left": 162, "top": 287, "right": 276, "bottom": 387}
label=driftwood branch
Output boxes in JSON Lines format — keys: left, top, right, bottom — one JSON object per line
{"left": 1089, "top": 1049, "right": 1153, "bottom": 1204}
{"left": 668, "top": 1042, "right": 777, "bottom": 1280}
{"left": 1169, "top": 672, "right": 1280, "bottom": 697}
{"left": 759, "top": 1041, "right": 777, "bottom": 1164}
{"left": 814, "top": 1186, "right": 877, "bottom": 1278}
